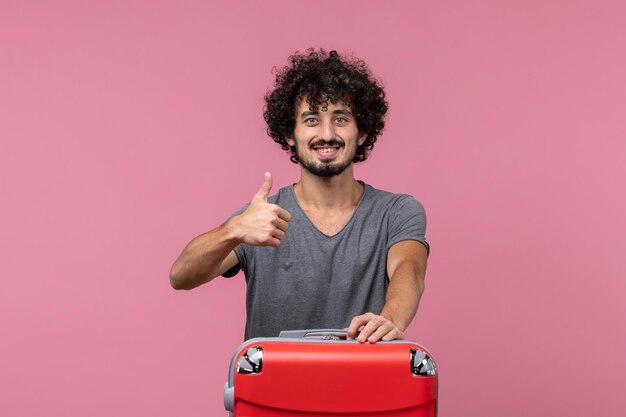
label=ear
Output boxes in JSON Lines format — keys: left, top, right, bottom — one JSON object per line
{"left": 285, "top": 134, "right": 295, "bottom": 147}
{"left": 358, "top": 132, "right": 368, "bottom": 146}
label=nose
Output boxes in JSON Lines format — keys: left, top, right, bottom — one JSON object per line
{"left": 319, "top": 118, "right": 336, "bottom": 141}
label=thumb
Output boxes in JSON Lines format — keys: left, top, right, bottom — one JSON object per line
{"left": 253, "top": 172, "right": 273, "bottom": 201}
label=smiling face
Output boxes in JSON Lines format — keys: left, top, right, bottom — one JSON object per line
{"left": 286, "top": 98, "right": 367, "bottom": 177}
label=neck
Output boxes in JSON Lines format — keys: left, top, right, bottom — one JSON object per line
{"left": 294, "top": 165, "right": 363, "bottom": 210}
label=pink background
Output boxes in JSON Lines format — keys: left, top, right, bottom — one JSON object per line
{"left": 1, "top": 1, "right": 625, "bottom": 416}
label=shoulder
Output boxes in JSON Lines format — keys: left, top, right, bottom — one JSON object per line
{"left": 362, "top": 183, "right": 426, "bottom": 214}
{"left": 363, "top": 183, "right": 429, "bottom": 253}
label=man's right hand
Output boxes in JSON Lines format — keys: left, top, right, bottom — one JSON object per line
{"left": 229, "top": 172, "right": 291, "bottom": 247}
{"left": 170, "top": 172, "right": 290, "bottom": 289}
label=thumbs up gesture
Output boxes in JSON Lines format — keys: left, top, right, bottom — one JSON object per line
{"left": 231, "top": 172, "right": 292, "bottom": 248}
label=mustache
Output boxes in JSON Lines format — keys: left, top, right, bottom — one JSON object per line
{"left": 309, "top": 139, "right": 345, "bottom": 149}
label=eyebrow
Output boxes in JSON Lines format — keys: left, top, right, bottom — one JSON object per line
{"left": 299, "top": 108, "right": 353, "bottom": 118}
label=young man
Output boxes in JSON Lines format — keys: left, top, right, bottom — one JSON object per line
{"left": 170, "top": 49, "right": 429, "bottom": 343}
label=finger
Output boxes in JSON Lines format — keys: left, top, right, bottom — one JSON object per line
{"left": 357, "top": 323, "right": 376, "bottom": 343}
{"left": 367, "top": 323, "right": 396, "bottom": 344}
{"left": 272, "top": 229, "right": 286, "bottom": 241}
{"left": 346, "top": 318, "right": 361, "bottom": 340}
{"left": 347, "top": 313, "right": 372, "bottom": 340}
{"left": 253, "top": 172, "right": 273, "bottom": 201}
{"left": 276, "top": 207, "right": 291, "bottom": 222}
{"left": 274, "top": 217, "right": 289, "bottom": 232}
{"left": 358, "top": 316, "right": 388, "bottom": 343}
{"left": 381, "top": 329, "right": 405, "bottom": 342}
{"left": 270, "top": 205, "right": 291, "bottom": 222}
{"left": 264, "top": 236, "right": 281, "bottom": 248}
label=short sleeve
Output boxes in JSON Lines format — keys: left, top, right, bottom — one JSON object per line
{"left": 221, "top": 262, "right": 241, "bottom": 278}
{"left": 387, "top": 196, "right": 429, "bottom": 254}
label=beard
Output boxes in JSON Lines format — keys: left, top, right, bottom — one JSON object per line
{"left": 295, "top": 139, "right": 357, "bottom": 177}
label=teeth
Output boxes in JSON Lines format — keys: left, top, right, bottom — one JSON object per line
{"left": 318, "top": 148, "right": 336, "bottom": 153}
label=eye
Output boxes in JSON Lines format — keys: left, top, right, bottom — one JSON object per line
{"left": 304, "top": 117, "right": 318, "bottom": 124}
{"left": 335, "top": 117, "right": 348, "bottom": 124}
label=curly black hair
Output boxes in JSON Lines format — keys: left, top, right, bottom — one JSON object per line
{"left": 264, "top": 49, "right": 388, "bottom": 164}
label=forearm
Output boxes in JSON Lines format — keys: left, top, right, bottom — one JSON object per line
{"left": 380, "top": 261, "right": 425, "bottom": 331}
{"left": 348, "top": 241, "right": 427, "bottom": 343}
{"left": 169, "top": 221, "right": 241, "bottom": 290}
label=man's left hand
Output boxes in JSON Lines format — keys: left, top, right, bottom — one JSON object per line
{"left": 346, "top": 312, "right": 405, "bottom": 343}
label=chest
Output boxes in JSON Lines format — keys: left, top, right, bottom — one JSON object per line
{"left": 302, "top": 207, "right": 357, "bottom": 237}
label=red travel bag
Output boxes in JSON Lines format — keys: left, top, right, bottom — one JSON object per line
{"left": 224, "top": 329, "right": 438, "bottom": 416}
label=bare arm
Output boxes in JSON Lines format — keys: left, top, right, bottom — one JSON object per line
{"left": 169, "top": 172, "right": 291, "bottom": 290}
{"left": 169, "top": 224, "right": 242, "bottom": 290}
{"left": 347, "top": 240, "right": 428, "bottom": 342}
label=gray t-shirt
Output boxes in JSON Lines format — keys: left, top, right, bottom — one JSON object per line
{"left": 226, "top": 183, "right": 428, "bottom": 340}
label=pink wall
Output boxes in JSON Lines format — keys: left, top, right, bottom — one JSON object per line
{"left": 2, "top": 1, "right": 625, "bottom": 415}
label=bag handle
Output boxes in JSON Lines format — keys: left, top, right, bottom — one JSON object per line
{"left": 278, "top": 329, "right": 348, "bottom": 340}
